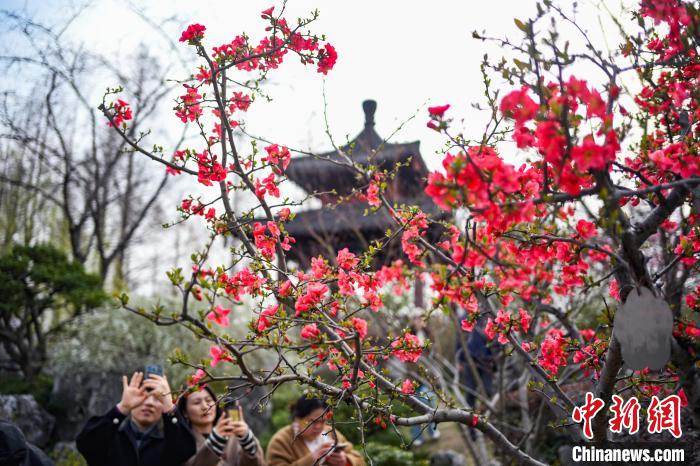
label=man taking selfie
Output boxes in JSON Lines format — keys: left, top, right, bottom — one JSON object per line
{"left": 76, "top": 369, "right": 196, "bottom": 466}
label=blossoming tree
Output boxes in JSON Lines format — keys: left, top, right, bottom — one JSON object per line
{"left": 102, "top": 1, "right": 699, "bottom": 464}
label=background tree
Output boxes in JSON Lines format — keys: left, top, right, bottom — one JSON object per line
{"left": 0, "top": 10, "right": 187, "bottom": 287}
{"left": 0, "top": 244, "right": 105, "bottom": 381}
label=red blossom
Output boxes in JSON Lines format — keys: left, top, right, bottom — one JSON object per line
{"left": 107, "top": 99, "right": 133, "bottom": 128}
{"left": 513, "top": 125, "right": 536, "bottom": 148}
{"left": 228, "top": 92, "right": 251, "bottom": 113}
{"left": 365, "top": 181, "right": 381, "bottom": 207}
{"left": 195, "top": 66, "right": 211, "bottom": 83}
{"left": 278, "top": 207, "right": 292, "bottom": 221}
{"left": 518, "top": 308, "right": 531, "bottom": 334}
{"left": 390, "top": 333, "right": 423, "bottom": 362}
{"left": 253, "top": 222, "right": 276, "bottom": 259}
{"left": 500, "top": 86, "right": 539, "bottom": 125}
{"left": 209, "top": 345, "right": 233, "bottom": 367}
{"left": 175, "top": 85, "right": 203, "bottom": 123}
{"left": 196, "top": 151, "right": 227, "bottom": 186}
{"left": 189, "top": 369, "right": 206, "bottom": 386}
{"left": 207, "top": 304, "right": 231, "bottom": 327}
{"left": 399, "top": 211, "right": 429, "bottom": 266}
{"left": 218, "top": 268, "right": 266, "bottom": 302}
{"left": 351, "top": 317, "right": 368, "bottom": 339}
{"left": 262, "top": 144, "right": 291, "bottom": 174}
{"left": 428, "top": 104, "right": 450, "bottom": 117}
{"left": 295, "top": 282, "right": 329, "bottom": 315}
{"left": 257, "top": 304, "right": 279, "bottom": 333}
{"left": 400, "top": 378, "right": 415, "bottom": 394}
{"left": 255, "top": 173, "right": 280, "bottom": 198}
{"left": 484, "top": 309, "right": 512, "bottom": 344}
{"left": 336, "top": 248, "right": 359, "bottom": 271}
{"left": 300, "top": 323, "right": 321, "bottom": 340}
{"left": 279, "top": 280, "right": 293, "bottom": 297}
{"left": 311, "top": 257, "right": 329, "bottom": 279}
{"left": 575, "top": 219, "right": 597, "bottom": 240}
{"left": 317, "top": 43, "right": 337, "bottom": 74}
{"left": 460, "top": 318, "right": 476, "bottom": 332}
{"left": 538, "top": 329, "right": 568, "bottom": 375}
{"left": 179, "top": 23, "right": 206, "bottom": 43}
{"left": 609, "top": 278, "right": 621, "bottom": 302}
{"left": 375, "top": 260, "right": 409, "bottom": 294}
{"left": 571, "top": 136, "right": 609, "bottom": 172}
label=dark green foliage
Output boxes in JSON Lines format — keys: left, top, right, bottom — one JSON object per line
{"left": 0, "top": 244, "right": 106, "bottom": 380}
{"left": 49, "top": 445, "right": 88, "bottom": 466}
{"left": 0, "top": 374, "right": 53, "bottom": 408}
{"left": 363, "top": 442, "right": 427, "bottom": 466}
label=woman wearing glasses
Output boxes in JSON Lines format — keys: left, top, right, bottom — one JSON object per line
{"left": 177, "top": 386, "right": 264, "bottom": 466}
{"left": 266, "top": 396, "right": 364, "bottom": 466}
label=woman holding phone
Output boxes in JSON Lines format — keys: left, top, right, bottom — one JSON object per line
{"left": 266, "top": 396, "right": 364, "bottom": 466}
{"left": 177, "top": 386, "right": 265, "bottom": 466}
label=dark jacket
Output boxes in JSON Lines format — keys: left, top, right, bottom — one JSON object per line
{"left": 0, "top": 420, "right": 54, "bottom": 466}
{"left": 76, "top": 405, "right": 196, "bottom": 466}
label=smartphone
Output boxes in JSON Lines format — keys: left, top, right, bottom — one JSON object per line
{"left": 224, "top": 400, "right": 242, "bottom": 422}
{"left": 333, "top": 443, "right": 349, "bottom": 452}
{"left": 144, "top": 364, "right": 164, "bottom": 379}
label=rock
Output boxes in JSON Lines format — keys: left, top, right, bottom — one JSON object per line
{"left": 429, "top": 449, "right": 467, "bottom": 466}
{"left": 0, "top": 395, "right": 55, "bottom": 447}
{"left": 49, "top": 370, "right": 122, "bottom": 441}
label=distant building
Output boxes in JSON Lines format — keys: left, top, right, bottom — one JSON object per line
{"left": 284, "top": 100, "right": 443, "bottom": 277}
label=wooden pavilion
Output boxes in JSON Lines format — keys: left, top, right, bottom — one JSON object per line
{"left": 283, "top": 100, "right": 442, "bottom": 275}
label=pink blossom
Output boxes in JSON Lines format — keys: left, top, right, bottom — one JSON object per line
{"left": 351, "top": 317, "right": 368, "bottom": 339}
{"left": 300, "top": 323, "right": 321, "bottom": 340}
{"left": 210, "top": 345, "right": 232, "bottom": 367}
{"left": 336, "top": 248, "right": 359, "bottom": 270}
{"left": 400, "top": 378, "right": 415, "bottom": 394}
{"left": 189, "top": 369, "right": 206, "bottom": 386}
{"left": 207, "top": 305, "right": 231, "bottom": 327}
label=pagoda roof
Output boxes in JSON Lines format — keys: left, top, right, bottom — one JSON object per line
{"left": 282, "top": 195, "right": 446, "bottom": 266}
{"left": 285, "top": 100, "right": 428, "bottom": 197}
{"left": 284, "top": 195, "right": 444, "bottom": 241}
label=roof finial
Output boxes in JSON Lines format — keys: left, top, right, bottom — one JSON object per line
{"left": 362, "top": 100, "right": 376, "bottom": 128}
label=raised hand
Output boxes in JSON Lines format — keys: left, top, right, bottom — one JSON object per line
{"left": 214, "top": 414, "right": 236, "bottom": 437}
{"left": 116, "top": 372, "right": 146, "bottom": 414}
{"left": 311, "top": 442, "right": 334, "bottom": 463}
{"left": 231, "top": 420, "right": 249, "bottom": 438}
{"left": 325, "top": 449, "right": 348, "bottom": 466}
{"left": 142, "top": 374, "right": 174, "bottom": 413}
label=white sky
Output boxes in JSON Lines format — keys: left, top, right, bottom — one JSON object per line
{"left": 8, "top": 0, "right": 634, "bottom": 162}
{"left": 3, "top": 0, "right": 636, "bottom": 293}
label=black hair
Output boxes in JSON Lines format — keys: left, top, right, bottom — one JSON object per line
{"left": 177, "top": 385, "right": 222, "bottom": 425}
{"left": 290, "top": 395, "right": 326, "bottom": 419}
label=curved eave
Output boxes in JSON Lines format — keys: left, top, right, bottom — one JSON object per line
{"left": 285, "top": 140, "right": 426, "bottom": 196}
